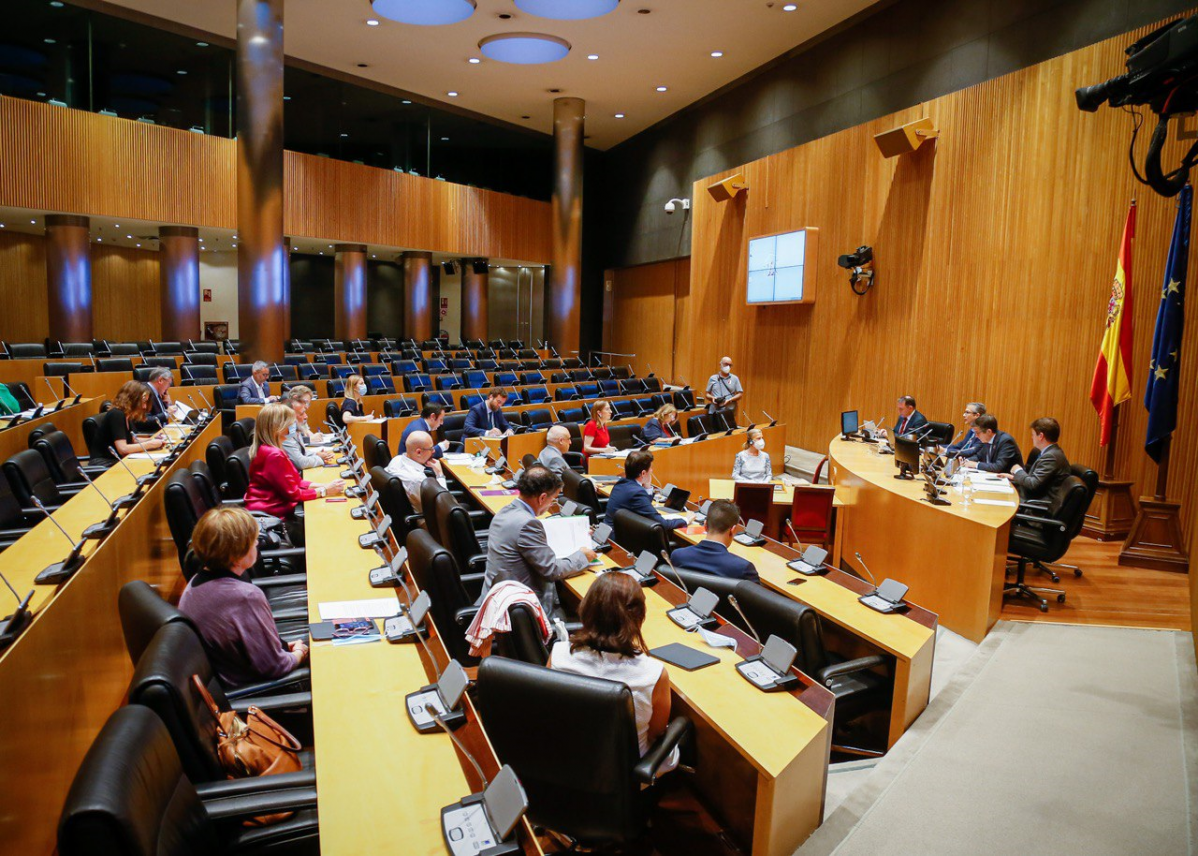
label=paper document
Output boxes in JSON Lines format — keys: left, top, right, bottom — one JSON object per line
{"left": 696, "top": 627, "right": 737, "bottom": 650}
{"left": 170, "top": 401, "right": 194, "bottom": 421}
{"left": 318, "top": 598, "right": 401, "bottom": 621}
{"left": 973, "top": 498, "right": 1018, "bottom": 507}
{"left": 125, "top": 452, "right": 168, "bottom": 461}
{"left": 542, "top": 515, "right": 592, "bottom": 559}
{"left": 443, "top": 454, "right": 476, "bottom": 464}
{"left": 973, "top": 483, "right": 1015, "bottom": 494}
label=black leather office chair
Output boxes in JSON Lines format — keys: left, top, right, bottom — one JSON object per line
{"left": 371, "top": 466, "right": 423, "bottom": 538}
{"left": 361, "top": 433, "right": 391, "bottom": 471}
{"left": 384, "top": 398, "right": 417, "bottom": 418}
{"left": 188, "top": 460, "right": 228, "bottom": 510}
{"left": 118, "top": 580, "right": 201, "bottom": 666}
{"left": 34, "top": 431, "right": 108, "bottom": 487}
{"left": 325, "top": 401, "right": 345, "bottom": 431}
{"left": 8, "top": 342, "right": 46, "bottom": 358}
{"left": 184, "top": 352, "right": 220, "bottom": 366}
{"left": 212, "top": 384, "right": 242, "bottom": 419}
{"left": 82, "top": 415, "right": 111, "bottom": 465}
{"left": 225, "top": 448, "right": 252, "bottom": 499}
{"left": 492, "top": 602, "right": 552, "bottom": 666}
{"left": 562, "top": 468, "right": 605, "bottom": 522}
{"left": 144, "top": 356, "right": 180, "bottom": 369}
{"left": 434, "top": 490, "right": 489, "bottom": 580}
{"left": 96, "top": 357, "right": 135, "bottom": 373}
{"left": 0, "top": 472, "right": 35, "bottom": 551}
{"left": 58, "top": 706, "right": 319, "bottom": 856}
{"left": 43, "top": 361, "right": 83, "bottom": 378}
{"left": 26, "top": 422, "right": 60, "bottom": 447}
{"left": 1034, "top": 463, "right": 1098, "bottom": 582}
{"left": 3, "top": 448, "right": 79, "bottom": 512}
{"left": 227, "top": 417, "right": 256, "bottom": 450}
{"left": 181, "top": 365, "right": 218, "bottom": 385}
{"left": 612, "top": 509, "right": 670, "bottom": 558}
{"left": 475, "top": 657, "right": 691, "bottom": 847}
{"left": 921, "top": 421, "right": 955, "bottom": 444}
{"left": 404, "top": 529, "right": 480, "bottom": 663}
{"left": 206, "top": 436, "right": 235, "bottom": 497}
{"left": 6, "top": 382, "right": 36, "bottom": 411}
{"left": 686, "top": 414, "right": 711, "bottom": 436}
{"left": 1005, "top": 475, "right": 1090, "bottom": 612}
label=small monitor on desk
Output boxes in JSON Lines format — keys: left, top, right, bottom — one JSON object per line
{"left": 841, "top": 410, "right": 859, "bottom": 437}
{"left": 894, "top": 435, "right": 920, "bottom": 479}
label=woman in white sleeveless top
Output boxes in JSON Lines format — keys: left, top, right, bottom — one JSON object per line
{"left": 549, "top": 573, "right": 678, "bottom": 772}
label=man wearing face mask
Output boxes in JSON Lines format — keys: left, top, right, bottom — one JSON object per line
{"left": 706, "top": 356, "right": 744, "bottom": 425}
{"left": 604, "top": 450, "right": 691, "bottom": 530}
{"left": 384, "top": 430, "right": 446, "bottom": 512}
{"left": 732, "top": 428, "right": 773, "bottom": 482}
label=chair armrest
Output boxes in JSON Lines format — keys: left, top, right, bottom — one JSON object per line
{"left": 0, "top": 526, "right": 33, "bottom": 539}
{"left": 252, "top": 573, "right": 307, "bottom": 588}
{"left": 634, "top": 717, "right": 692, "bottom": 785}
{"left": 195, "top": 769, "right": 316, "bottom": 800}
{"left": 231, "top": 690, "right": 313, "bottom": 714}
{"left": 201, "top": 784, "right": 318, "bottom": 822}
{"left": 1013, "top": 513, "right": 1067, "bottom": 532}
{"left": 817, "top": 655, "right": 886, "bottom": 688}
{"left": 22, "top": 504, "right": 61, "bottom": 515}
{"left": 221, "top": 498, "right": 247, "bottom": 507}
{"left": 454, "top": 606, "right": 481, "bottom": 628}
{"left": 404, "top": 513, "right": 424, "bottom": 529}
{"left": 563, "top": 451, "right": 584, "bottom": 467}
{"left": 268, "top": 606, "right": 309, "bottom": 623}
{"left": 467, "top": 554, "right": 487, "bottom": 574}
{"left": 226, "top": 667, "right": 312, "bottom": 701}
{"left": 467, "top": 509, "right": 488, "bottom": 523}
{"left": 262, "top": 546, "right": 307, "bottom": 560}
{"left": 1019, "top": 499, "right": 1051, "bottom": 511}
{"left": 461, "top": 572, "right": 485, "bottom": 602}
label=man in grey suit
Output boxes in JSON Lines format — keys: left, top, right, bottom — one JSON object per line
{"left": 537, "top": 425, "right": 572, "bottom": 477}
{"left": 478, "top": 466, "right": 595, "bottom": 618}
{"left": 238, "top": 361, "right": 277, "bottom": 405}
{"left": 1001, "top": 417, "right": 1071, "bottom": 512}
{"left": 960, "top": 414, "right": 1022, "bottom": 473}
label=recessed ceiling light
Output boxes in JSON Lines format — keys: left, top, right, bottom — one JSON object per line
{"left": 50, "top": 1, "right": 64, "bottom": 6}
{"left": 655, "top": 85, "right": 667, "bottom": 92}
{"left": 136, "top": 243, "right": 141, "bottom": 247}
{"left": 587, "top": 54, "right": 599, "bottom": 60}
{"left": 177, "top": 69, "right": 187, "bottom": 75}
{"left": 115, "top": 224, "right": 120, "bottom": 228}
{"left": 468, "top": 57, "right": 481, "bottom": 64}
{"left": 340, "top": 132, "right": 348, "bottom": 137}
{"left": 402, "top": 99, "right": 412, "bottom": 104}
{"left": 480, "top": 33, "right": 571, "bottom": 64}
{"left": 196, "top": 41, "right": 208, "bottom": 46}
{"left": 44, "top": 38, "right": 56, "bottom": 44}
{"left": 366, "top": 18, "right": 380, "bottom": 26}
{"left": 441, "top": 136, "right": 449, "bottom": 141}
{"left": 447, "top": 91, "right": 459, "bottom": 97}
{"left": 782, "top": 3, "right": 797, "bottom": 9}
{"left": 96, "top": 237, "right": 102, "bottom": 242}
{"left": 710, "top": 50, "right": 723, "bottom": 57}
{"left": 126, "top": 235, "right": 132, "bottom": 239}
{"left": 372, "top": 0, "right": 477, "bottom": 26}
{"left": 30, "top": 219, "right": 35, "bottom": 224}
{"left": 515, "top": 0, "right": 618, "bottom": 18}
{"left": 614, "top": 112, "right": 625, "bottom": 118}
{"left": 36, "top": 91, "right": 46, "bottom": 97}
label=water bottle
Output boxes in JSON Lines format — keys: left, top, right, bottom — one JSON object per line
{"left": 961, "top": 473, "right": 974, "bottom": 508}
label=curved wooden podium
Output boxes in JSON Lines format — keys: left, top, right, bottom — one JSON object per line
{"left": 829, "top": 438, "right": 1015, "bottom": 643}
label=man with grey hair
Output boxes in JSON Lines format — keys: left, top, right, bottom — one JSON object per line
{"left": 945, "top": 402, "right": 986, "bottom": 457}
{"left": 238, "top": 360, "right": 277, "bottom": 405}
{"left": 537, "top": 424, "right": 572, "bottom": 476}
{"left": 282, "top": 385, "right": 334, "bottom": 470}
{"left": 137, "top": 366, "right": 174, "bottom": 431}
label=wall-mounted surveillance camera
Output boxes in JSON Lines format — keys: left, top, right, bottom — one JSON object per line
{"left": 664, "top": 197, "right": 691, "bottom": 215}
{"left": 837, "top": 245, "right": 875, "bottom": 295}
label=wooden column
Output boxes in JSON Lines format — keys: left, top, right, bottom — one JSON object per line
{"left": 403, "top": 251, "right": 433, "bottom": 342}
{"left": 335, "top": 244, "right": 367, "bottom": 342}
{"left": 235, "top": 0, "right": 286, "bottom": 362}
{"left": 461, "top": 259, "right": 489, "bottom": 343}
{"left": 158, "top": 226, "right": 200, "bottom": 342}
{"left": 283, "top": 237, "right": 292, "bottom": 343}
{"left": 548, "top": 96, "right": 584, "bottom": 354}
{"left": 45, "top": 214, "right": 92, "bottom": 343}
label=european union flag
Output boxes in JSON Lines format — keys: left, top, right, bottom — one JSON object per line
{"left": 1144, "top": 183, "right": 1190, "bottom": 463}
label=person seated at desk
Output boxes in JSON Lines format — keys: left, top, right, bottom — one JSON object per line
{"left": 960, "top": 414, "right": 1022, "bottom": 473}
{"left": 0, "top": 384, "right": 20, "bottom": 416}
{"left": 732, "top": 428, "right": 772, "bottom": 482}
{"left": 479, "top": 466, "right": 595, "bottom": 619}
{"left": 999, "top": 417, "right": 1072, "bottom": 512}
{"left": 340, "top": 374, "right": 374, "bottom": 424}
{"left": 179, "top": 506, "right": 308, "bottom": 690}
{"left": 671, "top": 499, "right": 759, "bottom": 582}
{"left": 582, "top": 399, "right": 614, "bottom": 460}
{"left": 91, "top": 380, "right": 168, "bottom": 466}
{"left": 604, "top": 449, "right": 689, "bottom": 531}
{"left": 643, "top": 403, "right": 679, "bottom": 442}
{"left": 136, "top": 367, "right": 174, "bottom": 432}
{"left": 400, "top": 403, "right": 452, "bottom": 458}
{"left": 244, "top": 404, "right": 345, "bottom": 544}
{"left": 549, "top": 572, "right": 678, "bottom": 774}
{"left": 538, "top": 424, "right": 573, "bottom": 476}
{"left": 894, "top": 395, "right": 927, "bottom": 437}
{"left": 464, "top": 389, "right": 512, "bottom": 438}
{"left": 282, "top": 385, "right": 334, "bottom": 470}
{"left": 384, "top": 430, "right": 447, "bottom": 512}
{"left": 238, "top": 361, "right": 277, "bottom": 405}
{"left": 942, "top": 402, "right": 985, "bottom": 457}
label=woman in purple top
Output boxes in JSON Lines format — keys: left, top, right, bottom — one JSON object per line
{"left": 179, "top": 506, "right": 308, "bottom": 688}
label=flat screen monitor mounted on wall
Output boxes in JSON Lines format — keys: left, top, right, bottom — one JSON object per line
{"left": 746, "top": 227, "right": 818, "bottom": 305}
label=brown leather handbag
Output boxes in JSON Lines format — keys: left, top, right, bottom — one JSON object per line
{"left": 191, "top": 675, "right": 304, "bottom": 827}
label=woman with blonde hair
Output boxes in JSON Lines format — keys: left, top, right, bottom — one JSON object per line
{"left": 732, "top": 427, "right": 772, "bottom": 482}
{"left": 91, "top": 380, "right": 167, "bottom": 466}
{"left": 642, "top": 403, "right": 678, "bottom": 442}
{"left": 245, "top": 404, "right": 345, "bottom": 542}
{"left": 340, "top": 373, "right": 373, "bottom": 424}
{"left": 582, "top": 399, "right": 614, "bottom": 460}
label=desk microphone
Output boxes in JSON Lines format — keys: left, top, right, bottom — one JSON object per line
{"left": 42, "top": 377, "right": 68, "bottom": 410}
{"left": 742, "top": 409, "right": 756, "bottom": 429}
{"left": 761, "top": 411, "right": 777, "bottom": 427}
{"left": 785, "top": 520, "right": 805, "bottom": 552}
{"left": 853, "top": 551, "right": 880, "bottom": 594}
{"left": 31, "top": 497, "right": 87, "bottom": 584}
{"left": 185, "top": 395, "right": 207, "bottom": 423}
{"left": 193, "top": 386, "right": 216, "bottom": 416}
{"left": 430, "top": 709, "right": 489, "bottom": 788}
{"left": 727, "top": 595, "right": 762, "bottom": 645}
{"left": 658, "top": 550, "right": 688, "bottom": 595}
{"left": 87, "top": 353, "right": 98, "bottom": 373}
{"left": 0, "top": 567, "right": 33, "bottom": 649}
{"left": 71, "top": 464, "right": 133, "bottom": 537}
{"left": 109, "top": 447, "right": 156, "bottom": 492}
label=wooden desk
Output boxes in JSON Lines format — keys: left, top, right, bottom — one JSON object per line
{"left": 586, "top": 426, "right": 786, "bottom": 498}
{"left": 301, "top": 466, "right": 543, "bottom": 855}
{"left": 444, "top": 461, "right": 834, "bottom": 856}
{"left": 0, "top": 398, "right": 101, "bottom": 464}
{"left": 0, "top": 418, "right": 218, "bottom": 854}
{"left": 829, "top": 437, "right": 1015, "bottom": 643}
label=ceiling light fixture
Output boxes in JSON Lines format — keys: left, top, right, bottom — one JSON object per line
{"left": 655, "top": 85, "right": 667, "bottom": 92}
{"left": 587, "top": 54, "right": 599, "bottom": 60}
{"left": 468, "top": 57, "right": 481, "bottom": 63}
{"left": 710, "top": 50, "right": 723, "bottom": 57}
{"left": 196, "top": 41, "right": 209, "bottom": 46}
{"left": 614, "top": 112, "right": 625, "bottom": 118}
{"left": 44, "top": 38, "right": 56, "bottom": 44}
{"left": 371, "top": 0, "right": 476, "bottom": 26}
{"left": 514, "top": 0, "right": 617, "bottom": 19}
{"left": 447, "top": 90, "right": 459, "bottom": 96}
{"left": 479, "top": 32, "right": 571, "bottom": 64}
{"left": 402, "top": 99, "right": 412, "bottom": 104}
{"left": 782, "top": 3, "right": 797, "bottom": 9}
{"left": 366, "top": 18, "right": 380, "bottom": 26}
{"left": 177, "top": 69, "right": 187, "bottom": 75}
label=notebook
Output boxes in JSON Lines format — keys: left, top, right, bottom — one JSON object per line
{"left": 648, "top": 643, "right": 719, "bottom": 671}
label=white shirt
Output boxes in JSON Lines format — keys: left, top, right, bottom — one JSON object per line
{"left": 384, "top": 453, "right": 446, "bottom": 512}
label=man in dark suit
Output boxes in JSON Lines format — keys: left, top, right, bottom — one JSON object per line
{"left": 400, "top": 403, "right": 451, "bottom": 458}
{"left": 961, "top": 414, "right": 1022, "bottom": 473}
{"left": 237, "top": 361, "right": 277, "bottom": 405}
{"left": 894, "top": 395, "right": 928, "bottom": 437}
{"left": 136, "top": 367, "right": 174, "bottom": 431}
{"left": 1000, "top": 417, "right": 1071, "bottom": 512}
{"left": 463, "top": 389, "right": 512, "bottom": 438}
{"left": 603, "top": 450, "right": 689, "bottom": 531}
{"left": 670, "top": 500, "right": 759, "bottom": 581}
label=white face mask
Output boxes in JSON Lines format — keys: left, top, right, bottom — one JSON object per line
{"left": 752, "top": 439, "right": 765, "bottom": 450}
{"left": 356, "top": 383, "right": 367, "bottom": 396}
{"left": 721, "top": 364, "right": 731, "bottom": 375}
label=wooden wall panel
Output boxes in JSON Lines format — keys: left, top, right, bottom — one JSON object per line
{"left": 604, "top": 258, "right": 688, "bottom": 381}
{"left": 0, "top": 231, "right": 48, "bottom": 342}
{"left": 92, "top": 245, "right": 161, "bottom": 342}
{"left": 616, "top": 14, "right": 1198, "bottom": 545}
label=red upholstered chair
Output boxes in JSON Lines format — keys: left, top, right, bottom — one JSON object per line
{"left": 811, "top": 455, "right": 829, "bottom": 485}
{"left": 733, "top": 482, "right": 775, "bottom": 533}
{"left": 788, "top": 485, "right": 836, "bottom": 549}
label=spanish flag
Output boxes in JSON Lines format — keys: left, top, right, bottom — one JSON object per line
{"left": 1089, "top": 202, "right": 1135, "bottom": 446}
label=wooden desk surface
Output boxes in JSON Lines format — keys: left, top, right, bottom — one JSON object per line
{"left": 708, "top": 478, "right": 843, "bottom": 507}
{"left": 0, "top": 398, "right": 101, "bottom": 465}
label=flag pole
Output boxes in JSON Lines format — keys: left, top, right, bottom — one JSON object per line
{"left": 1154, "top": 436, "right": 1170, "bottom": 502}
{"left": 1101, "top": 403, "right": 1119, "bottom": 481}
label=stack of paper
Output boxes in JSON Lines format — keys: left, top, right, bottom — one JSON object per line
{"left": 542, "top": 515, "right": 592, "bottom": 559}
{"left": 318, "top": 598, "right": 401, "bottom": 621}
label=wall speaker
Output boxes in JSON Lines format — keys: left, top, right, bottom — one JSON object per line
{"left": 706, "top": 172, "right": 747, "bottom": 202}
{"left": 442, "top": 260, "right": 459, "bottom": 275}
{"left": 471, "top": 259, "right": 489, "bottom": 275}
{"left": 874, "top": 117, "right": 939, "bottom": 158}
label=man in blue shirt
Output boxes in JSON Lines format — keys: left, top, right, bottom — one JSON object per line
{"left": 464, "top": 389, "right": 512, "bottom": 438}
{"left": 400, "top": 403, "right": 451, "bottom": 459}
{"left": 603, "top": 450, "right": 689, "bottom": 531}
{"left": 671, "top": 500, "right": 759, "bottom": 581}
{"left": 944, "top": 402, "right": 985, "bottom": 457}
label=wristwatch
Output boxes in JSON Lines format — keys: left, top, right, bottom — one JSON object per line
{"left": 317, "top": 486, "right": 326, "bottom": 498}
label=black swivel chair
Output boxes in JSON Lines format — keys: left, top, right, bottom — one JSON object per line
{"left": 404, "top": 529, "right": 480, "bottom": 664}
{"left": 206, "top": 436, "right": 236, "bottom": 497}
{"left": 611, "top": 509, "right": 671, "bottom": 558}
{"left": 686, "top": 414, "right": 712, "bottom": 436}
{"left": 227, "top": 417, "right": 256, "bottom": 450}
{"left": 3, "top": 448, "right": 81, "bottom": 513}
{"left": 1035, "top": 464, "right": 1098, "bottom": 582}
{"left": 475, "top": 657, "right": 691, "bottom": 848}
{"left": 96, "top": 357, "right": 135, "bottom": 373}
{"left": 224, "top": 448, "right": 253, "bottom": 500}
{"left": 34, "top": 431, "right": 108, "bottom": 488}
{"left": 921, "top": 421, "right": 955, "bottom": 444}
{"left": 58, "top": 706, "right": 319, "bottom": 856}
{"left": 434, "top": 490, "right": 489, "bottom": 582}
{"left": 0, "top": 472, "right": 35, "bottom": 551}
{"left": 361, "top": 433, "right": 391, "bottom": 471}
{"left": 371, "top": 466, "right": 423, "bottom": 540}
{"left": 492, "top": 602, "right": 552, "bottom": 666}
{"left": 26, "top": 422, "right": 60, "bottom": 447}
{"left": 562, "top": 468, "right": 605, "bottom": 522}
{"left": 1005, "top": 475, "right": 1090, "bottom": 612}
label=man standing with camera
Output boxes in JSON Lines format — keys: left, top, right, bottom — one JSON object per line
{"left": 706, "top": 356, "right": 743, "bottom": 426}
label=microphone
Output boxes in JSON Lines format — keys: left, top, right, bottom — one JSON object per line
{"left": 659, "top": 550, "right": 688, "bottom": 595}
{"left": 785, "top": 519, "right": 804, "bottom": 551}
{"left": 0, "top": 567, "right": 34, "bottom": 649}
{"left": 193, "top": 386, "right": 215, "bottom": 414}
{"left": 761, "top": 410, "right": 777, "bottom": 427}
{"left": 727, "top": 595, "right": 762, "bottom": 645}
{"left": 110, "top": 447, "right": 157, "bottom": 490}
{"left": 42, "top": 377, "right": 67, "bottom": 410}
{"left": 942, "top": 428, "right": 965, "bottom": 454}
{"left": 853, "top": 551, "right": 879, "bottom": 593}
{"left": 429, "top": 709, "right": 489, "bottom": 789}
{"left": 72, "top": 464, "right": 134, "bottom": 535}
{"left": 742, "top": 409, "right": 756, "bottom": 428}
{"left": 30, "top": 497, "right": 87, "bottom": 584}
{"left": 87, "top": 353, "right": 98, "bottom": 372}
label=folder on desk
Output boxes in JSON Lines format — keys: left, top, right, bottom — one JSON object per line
{"left": 649, "top": 643, "right": 719, "bottom": 671}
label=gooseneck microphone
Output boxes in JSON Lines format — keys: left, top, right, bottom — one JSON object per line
{"left": 429, "top": 710, "right": 489, "bottom": 788}
{"left": 854, "top": 551, "right": 880, "bottom": 593}
{"left": 727, "top": 595, "right": 762, "bottom": 645}
{"left": 659, "top": 550, "right": 688, "bottom": 596}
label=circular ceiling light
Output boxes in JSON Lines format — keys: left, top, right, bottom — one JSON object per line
{"left": 514, "top": 0, "right": 617, "bottom": 19}
{"left": 371, "top": 0, "right": 476, "bottom": 26}
{"left": 479, "top": 33, "right": 571, "bottom": 64}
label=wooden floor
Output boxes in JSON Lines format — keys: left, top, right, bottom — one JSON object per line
{"left": 1001, "top": 537, "right": 1192, "bottom": 631}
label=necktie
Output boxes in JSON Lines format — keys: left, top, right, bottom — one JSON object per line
{"left": 898, "top": 416, "right": 907, "bottom": 434}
